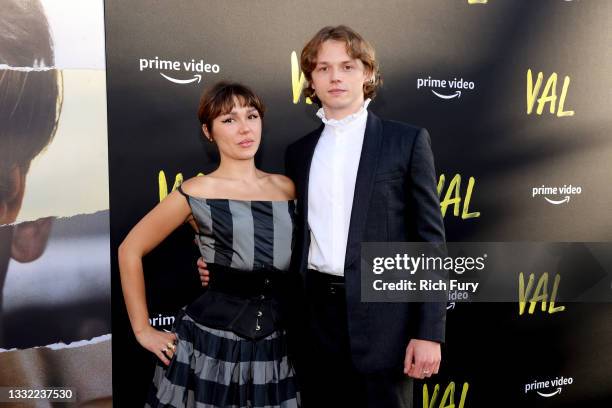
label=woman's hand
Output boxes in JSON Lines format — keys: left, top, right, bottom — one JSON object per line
{"left": 135, "top": 326, "right": 178, "bottom": 366}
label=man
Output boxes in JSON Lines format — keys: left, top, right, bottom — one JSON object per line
{"left": 200, "top": 25, "right": 446, "bottom": 407}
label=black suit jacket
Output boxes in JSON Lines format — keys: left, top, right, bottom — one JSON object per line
{"left": 285, "top": 111, "right": 447, "bottom": 374}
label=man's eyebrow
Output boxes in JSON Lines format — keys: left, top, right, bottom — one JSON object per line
{"left": 316, "top": 60, "right": 354, "bottom": 65}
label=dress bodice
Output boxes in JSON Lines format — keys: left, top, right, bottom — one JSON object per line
{"left": 178, "top": 186, "right": 296, "bottom": 271}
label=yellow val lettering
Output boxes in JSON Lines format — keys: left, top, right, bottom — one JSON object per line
{"left": 437, "top": 174, "right": 481, "bottom": 219}
{"left": 291, "top": 51, "right": 312, "bottom": 105}
{"left": 518, "top": 272, "right": 535, "bottom": 315}
{"left": 537, "top": 73, "right": 557, "bottom": 115}
{"left": 527, "top": 69, "right": 574, "bottom": 117}
{"left": 439, "top": 381, "right": 455, "bottom": 408}
{"left": 526, "top": 69, "right": 543, "bottom": 114}
{"left": 423, "top": 383, "right": 440, "bottom": 408}
{"left": 529, "top": 272, "right": 550, "bottom": 314}
{"left": 557, "top": 75, "right": 575, "bottom": 117}
{"left": 548, "top": 273, "right": 566, "bottom": 313}
{"left": 439, "top": 174, "right": 462, "bottom": 217}
{"left": 519, "top": 272, "right": 565, "bottom": 315}
{"left": 459, "top": 382, "right": 469, "bottom": 408}
{"left": 462, "top": 177, "right": 480, "bottom": 219}
{"left": 423, "top": 382, "right": 469, "bottom": 408}
{"left": 437, "top": 174, "right": 446, "bottom": 197}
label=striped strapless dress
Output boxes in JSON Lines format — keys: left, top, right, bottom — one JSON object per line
{"left": 146, "top": 186, "right": 300, "bottom": 408}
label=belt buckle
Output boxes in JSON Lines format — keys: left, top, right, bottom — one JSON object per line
{"left": 328, "top": 281, "right": 344, "bottom": 295}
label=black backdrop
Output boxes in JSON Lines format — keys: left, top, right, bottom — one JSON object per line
{"left": 105, "top": 1, "right": 612, "bottom": 406}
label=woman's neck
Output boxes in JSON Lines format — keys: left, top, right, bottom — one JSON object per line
{"left": 214, "top": 158, "right": 260, "bottom": 182}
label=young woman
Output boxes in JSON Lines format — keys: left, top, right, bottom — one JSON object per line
{"left": 119, "top": 82, "right": 300, "bottom": 408}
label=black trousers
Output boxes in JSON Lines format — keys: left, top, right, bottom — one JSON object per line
{"left": 300, "top": 270, "right": 413, "bottom": 408}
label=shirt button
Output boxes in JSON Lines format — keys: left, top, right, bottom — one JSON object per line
{"left": 255, "top": 325, "right": 261, "bottom": 331}
{"left": 257, "top": 311, "right": 263, "bottom": 317}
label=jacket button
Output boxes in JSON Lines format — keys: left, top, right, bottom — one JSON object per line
{"left": 329, "top": 286, "right": 336, "bottom": 295}
{"left": 257, "top": 311, "right": 263, "bottom": 317}
{"left": 255, "top": 325, "right": 261, "bottom": 331}
{"left": 260, "top": 294, "right": 266, "bottom": 300}
{"left": 264, "top": 278, "right": 270, "bottom": 285}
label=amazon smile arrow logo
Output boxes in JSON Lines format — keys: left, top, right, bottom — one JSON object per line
{"left": 160, "top": 73, "right": 202, "bottom": 84}
{"left": 417, "top": 75, "right": 475, "bottom": 101}
{"left": 537, "top": 387, "right": 562, "bottom": 398}
{"left": 544, "top": 195, "right": 570, "bottom": 205}
{"left": 532, "top": 184, "right": 582, "bottom": 205}
{"left": 525, "top": 375, "right": 573, "bottom": 396}
{"left": 138, "top": 56, "right": 220, "bottom": 85}
{"left": 432, "top": 90, "right": 461, "bottom": 99}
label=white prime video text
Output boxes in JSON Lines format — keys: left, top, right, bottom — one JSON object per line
{"left": 373, "top": 279, "right": 479, "bottom": 292}
{"left": 372, "top": 253, "right": 486, "bottom": 275}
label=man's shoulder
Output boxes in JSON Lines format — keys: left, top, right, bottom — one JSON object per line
{"left": 378, "top": 116, "right": 424, "bottom": 139}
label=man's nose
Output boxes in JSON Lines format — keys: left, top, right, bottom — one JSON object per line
{"left": 330, "top": 67, "right": 341, "bottom": 83}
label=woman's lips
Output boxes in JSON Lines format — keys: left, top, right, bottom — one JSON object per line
{"left": 238, "top": 140, "right": 254, "bottom": 148}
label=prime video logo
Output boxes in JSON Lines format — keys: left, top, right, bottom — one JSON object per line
{"left": 525, "top": 376, "right": 573, "bottom": 398}
{"left": 532, "top": 184, "right": 582, "bottom": 205}
{"left": 139, "top": 56, "right": 221, "bottom": 84}
{"left": 149, "top": 313, "right": 175, "bottom": 328}
{"left": 416, "top": 76, "right": 475, "bottom": 100}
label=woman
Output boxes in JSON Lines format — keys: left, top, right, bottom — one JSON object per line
{"left": 119, "top": 82, "right": 300, "bottom": 408}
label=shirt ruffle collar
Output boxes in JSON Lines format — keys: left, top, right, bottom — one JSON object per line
{"left": 316, "top": 98, "right": 371, "bottom": 126}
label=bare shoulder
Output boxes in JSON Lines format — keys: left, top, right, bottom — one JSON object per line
{"left": 178, "top": 175, "right": 217, "bottom": 197}
{"left": 267, "top": 174, "right": 295, "bottom": 200}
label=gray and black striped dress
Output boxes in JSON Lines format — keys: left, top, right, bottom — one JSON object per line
{"left": 146, "top": 186, "right": 300, "bottom": 408}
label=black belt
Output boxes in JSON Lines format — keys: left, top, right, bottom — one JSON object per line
{"left": 207, "top": 263, "right": 288, "bottom": 298}
{"left": 307, "top": 269, "right": 345, "bottom": 295}
{"left": 185, "top": 264, "right": 289, "bottom": 340}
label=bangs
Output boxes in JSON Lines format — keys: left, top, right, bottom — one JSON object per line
{"left": 198, "top": 82, "right": 265, "bottom": 127}
{"left": 214, "top": 93, "right": 260, "bottom": 117}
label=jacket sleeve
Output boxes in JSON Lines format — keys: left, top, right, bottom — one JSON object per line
{"left": 408, "top": 128, "right": 447, "bottom": 343}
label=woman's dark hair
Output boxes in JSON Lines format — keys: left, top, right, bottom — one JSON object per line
{"left": 197, "top": 82, "right": 265, "bottom": 135}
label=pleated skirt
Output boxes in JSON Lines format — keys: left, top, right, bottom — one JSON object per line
{"left": 145, "top": 310, "right": 300, "bottom": 408}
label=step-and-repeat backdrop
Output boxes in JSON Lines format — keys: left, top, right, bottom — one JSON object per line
{"left": 3, "top": 0, "right": 611, "bottom": 407}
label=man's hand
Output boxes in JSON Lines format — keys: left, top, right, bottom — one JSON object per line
{"left": 197, "top": 257, "right": 210, "bottom": 287}
{"left": 404, "top": 339, "right": 441, "bottom": 379}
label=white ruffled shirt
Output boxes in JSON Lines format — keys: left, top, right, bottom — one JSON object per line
{"left": 307, "top": 99, "right": 371, "bottom": 276}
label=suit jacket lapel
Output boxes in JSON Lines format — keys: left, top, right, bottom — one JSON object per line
{"left": 344, "top": 112, "right": 383, "bottom": 270}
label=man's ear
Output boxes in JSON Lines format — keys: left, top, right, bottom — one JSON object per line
{"left": 11, "top": 217, "right": 54, "bottom": 263}
{"left": 0, "top": 165, "right": 27, "bottom": 225}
